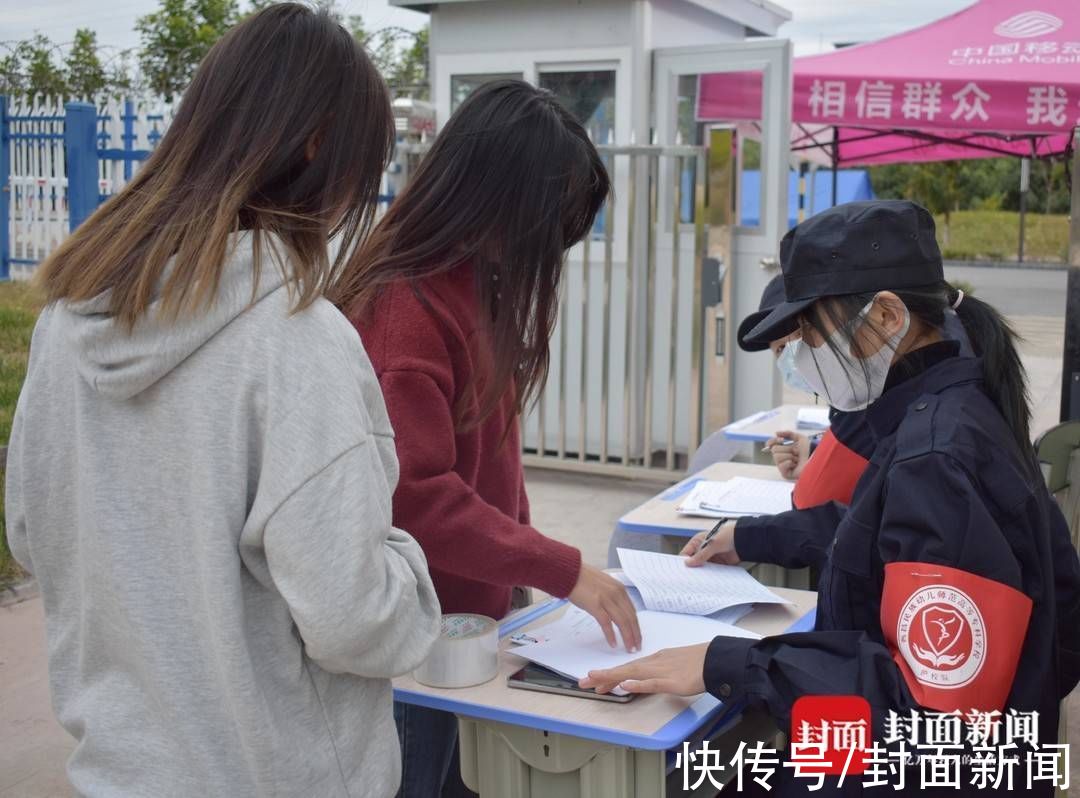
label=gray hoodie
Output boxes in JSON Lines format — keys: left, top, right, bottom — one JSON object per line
{"left": 5, "top": 232, "right": 441, "bottom": 797}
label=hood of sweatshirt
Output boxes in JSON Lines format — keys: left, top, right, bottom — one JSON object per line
{"left": 63, "top": 231, "right": 289, "bottom": 401}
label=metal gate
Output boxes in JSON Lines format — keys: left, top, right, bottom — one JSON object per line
{"left": 521, "top": 144, "right": 711, "bottom": 481}
{"left": 1, "top": 100, "right": 722, "bottom": 481}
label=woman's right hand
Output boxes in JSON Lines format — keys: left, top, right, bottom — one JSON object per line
{"left": 768, "top": 430, "right": 810, "bottom": 480}
{"left": 568, "top": 563, "right": 642, "bottom": 652}
{"left": 679, "top": 522, "right": 740, "bottom": 566}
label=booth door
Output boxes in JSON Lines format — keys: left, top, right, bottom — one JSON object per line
{"left": 653, "top": 41, "right": 793, "bottom": 435}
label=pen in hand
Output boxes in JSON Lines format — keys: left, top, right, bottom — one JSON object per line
{"left": 761, "top": 437, "right": 796, "bottom": 453}
{"left": 695, "top": 516, "right": 727, "bottom": 555}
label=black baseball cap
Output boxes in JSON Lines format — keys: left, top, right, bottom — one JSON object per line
{"left": 737, "top": 274, "right": 793, "bottom": 352}
{"left": 743, "top": 200, "right": 944, "bottom": 347}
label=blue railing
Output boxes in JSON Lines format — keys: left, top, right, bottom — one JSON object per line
{"left": 1, "top": 96, "right": 173, "bottom": 276}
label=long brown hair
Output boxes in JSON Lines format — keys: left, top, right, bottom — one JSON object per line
{"left": 329, "top": 80, "right": 610, "bottom": 424}
{"left": 38, "top": 3, "right": 394, "bottom": 327}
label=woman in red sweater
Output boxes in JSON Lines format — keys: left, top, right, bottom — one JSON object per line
{"left": 332, "top": 80, "right": 640, "bottom": 797}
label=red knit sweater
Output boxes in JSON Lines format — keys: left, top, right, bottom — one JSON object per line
{"left": 351, "top": 265, "right": 582, "bottom": 620}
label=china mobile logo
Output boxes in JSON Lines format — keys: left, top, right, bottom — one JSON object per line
{"left": 993, "top": 11, "right": 1064, "bottom": 39}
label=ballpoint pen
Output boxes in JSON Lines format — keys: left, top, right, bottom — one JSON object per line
{"left": 761, "top": 437, "right": 796, "bottom": 453}
{"left": 695, "top": 515, "right": 728, "bottom": 554}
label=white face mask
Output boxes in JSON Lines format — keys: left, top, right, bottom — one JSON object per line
{"left": 793, "top": 296, "right": 911, "bottom": 412}
{"left": 775, "top": 340, "right": 816, "bottom": 395}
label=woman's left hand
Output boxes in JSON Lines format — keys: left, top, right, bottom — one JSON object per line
{"left": 578, "top": 643, "right": 709, "bottom": 695}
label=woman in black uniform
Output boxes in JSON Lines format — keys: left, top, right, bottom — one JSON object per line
{"left": 582, "top": 200, "right": 1080, "bottom": 796}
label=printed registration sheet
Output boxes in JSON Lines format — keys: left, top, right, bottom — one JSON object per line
{"left": 677, "top": 476, "right": 794, "bottom": 518}
{"left": 612, "top": 569, "right": 752, "bottom": 626}
{"left": 617, "top": 548, "right": 790, "bottom": 616}
{"left": 511, "top": 606, "right": 760, "bottom": 692}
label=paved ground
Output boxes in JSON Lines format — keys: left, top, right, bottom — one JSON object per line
{"left": 1, "top": 271, "right": 1076, "bottom": 795}
{"left": 945, "top": 263, "right": 1066, "bottom": 318}
{"left": 4, "top": 465, "right": 1079, "bottom": 795}
{"left": 0, "top": 598, "right": 78, "bottom": 798}
{"left": 944, "top": 263, "right": 1067, "bottom": 438}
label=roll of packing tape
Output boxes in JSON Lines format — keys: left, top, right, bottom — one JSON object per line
{"left": 414, "top": 613, "right": 499, "bottom": 688}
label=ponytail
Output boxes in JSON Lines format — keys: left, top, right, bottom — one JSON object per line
{"left": 949, "top": 286, "right": 1033, "bottom": 459}
{"left": 818, "top": 281, "right": 1035, "bottom": 465}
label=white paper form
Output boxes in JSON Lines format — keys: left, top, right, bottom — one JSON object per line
{"left": 613, "top": 569, "right": 752, "bottom": 625}
{"left": 676, "top": 477, "right": 794, "bottom": 518}
{"left": 511, "top": 607, "right": 760, "bottom": 689}
{"left": 796, "top": 407, "right": 831, "bottom": 430}
{"left": 618, "top": 548, "right": 790, "bottom": 616}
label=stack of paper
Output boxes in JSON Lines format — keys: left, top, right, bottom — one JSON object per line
{"left": 612, "top": 571, "right": 751, "bottom": 627}
{"left": 511, "top": 606, "right": 760, "bottom": 691}
{"left": 676, "top": 476, "right": 794, "bottom": 518}
{"left": 617, "top": 549, "right": 790, "bottom": 616}
{"left": 796, "top": 406, "right": 831, "bottom": 430}
{"left": 510, "top": 551, "right": 790, "bottom": 690}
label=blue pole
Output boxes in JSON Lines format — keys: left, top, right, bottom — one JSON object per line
{"left": 0, "top": 96, "right": 10, "bottom": 280}
{"left": 65, "top": 102, "right": 98, "bottom": 232}
{"left": 123, "top": 98, "right": 134, "bottom": 182}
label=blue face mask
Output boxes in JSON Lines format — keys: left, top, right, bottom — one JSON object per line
{"left": 775, "top": 340, "right": 817, "bottom": 395}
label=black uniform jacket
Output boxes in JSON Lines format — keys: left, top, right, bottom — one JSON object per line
{"left": 708, "top": 344, "right": 1080, "bottom": 796}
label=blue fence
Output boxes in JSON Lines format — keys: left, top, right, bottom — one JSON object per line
{"left": 1, "top": 96, "right": 175, "bottom": 278}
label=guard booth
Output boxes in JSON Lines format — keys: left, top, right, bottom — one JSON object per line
{"left": 393, "top": 0, "right": 794, "bottom": 479}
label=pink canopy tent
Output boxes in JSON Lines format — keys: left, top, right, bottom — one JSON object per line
{"left": 697, "top": 0, "right": 1078, "bottom": 165}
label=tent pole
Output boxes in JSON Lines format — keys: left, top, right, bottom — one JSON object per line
{"left": 798, "top": 161, "right": 808, "bottom": 224}
{"left": 1019, "top": 157, "right": 1030, "bottom": 263}
{"left": 831, "top": 128, "right": 839, "bottom": 207}
{"left": 1062, "top": 126, "right": 1080, "bottom": 422}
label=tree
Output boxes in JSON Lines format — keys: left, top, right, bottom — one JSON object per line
{"left": 388, "top": 26, "right": 429, "bottom": 99}
{"left": 0, "top": 45, "right": 27, "bottom": 95}
{"left": 870, "top": 155, "right": 1070, "bottom": 219}
{"left": 136, "top": 0, "right": 239, "bottom": 100}
{"left": 902, "top": 161, "right": 963, "bottom": 246}
{"left": 346, "top": 12, "right": 429, "bottom": 98}
{"left": 65, "top": 29, "right": 107, "bottom": 98}
{"left": 347, "top": 15, "right": 400, "bottom": 77}
{"left": 25, "top": 34, "right": 69, "bottom": 97}
{"left": 104, "top": 49, "right": 137, "bottom": 96}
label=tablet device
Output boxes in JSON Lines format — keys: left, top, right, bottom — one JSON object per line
{"left": 507, "top": 663, "right": 634, "bottom": 703}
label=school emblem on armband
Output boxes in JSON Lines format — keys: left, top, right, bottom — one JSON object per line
{"left": 895, "top": 585, "right": 986, "bottom": 689}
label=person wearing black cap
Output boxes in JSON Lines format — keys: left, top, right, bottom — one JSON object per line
{"left": 581, "top": 200, "right": 1080, "bottom": 795}
{"left": 738, "top": 274, "right": 876, "bottom": 511}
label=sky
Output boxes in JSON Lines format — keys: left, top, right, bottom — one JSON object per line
{"left": 0, "top": 0, "right": 977, "bottom": 56}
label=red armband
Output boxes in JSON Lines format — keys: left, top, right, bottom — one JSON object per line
{"left": 792, "top": 431, "right": 868, "bottom": 510}
{"left": 880, "top": 562, "right": 1032, "bottom": 713}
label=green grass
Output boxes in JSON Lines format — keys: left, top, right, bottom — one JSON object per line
{"left": 936, "top": 210, "right": 1070, "bottom": 263}
{"left": 0, "top": 281, "right": 42, "bottom": 590}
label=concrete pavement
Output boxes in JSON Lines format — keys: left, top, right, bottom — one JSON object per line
{"left": 0, "top": 599, "right": 75, "bottom": 798}
{"left": 945, "top": 264, "right": 1067, "bottom": 318}
{"left": 4, "top": 464, "right": 1079, "bottom": 795}
{"left": 1, "top": 298, "right": 1077, "bottom": 795}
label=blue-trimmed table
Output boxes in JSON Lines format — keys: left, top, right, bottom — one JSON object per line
{"left": 393, "top": 588, "right": 817, "bottom": 797}
{"left": 615, "top": 461, "right": 807, "bottom": 590}
{"left": 616, "top": 461, "right": 784, "bottom": 542}
{"left": 722, "top": 403, "right": 827, "bottom": 443}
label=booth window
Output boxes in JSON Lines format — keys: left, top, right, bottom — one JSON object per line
{"left": 537, "top": 70, "right": 615, "bottom": 145}
{"left": 539, "top": 70, "right": 615, "bottom": 239}
{"left": 451, "top": 73, "right": 523, "bottom": 112}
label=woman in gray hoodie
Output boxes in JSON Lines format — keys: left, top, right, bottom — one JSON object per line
{"left": 5, "top": 5, "right": 440, "bottom": 796}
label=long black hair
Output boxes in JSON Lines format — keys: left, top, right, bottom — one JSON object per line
{"left": 801, "top": 282, "right": 1032, "bottom": 458}
{"left": 331, "top": 79, "right": 611, "bottom": 426}
{"left": 42, "top": 3, "right": 394, "bottom": 328}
